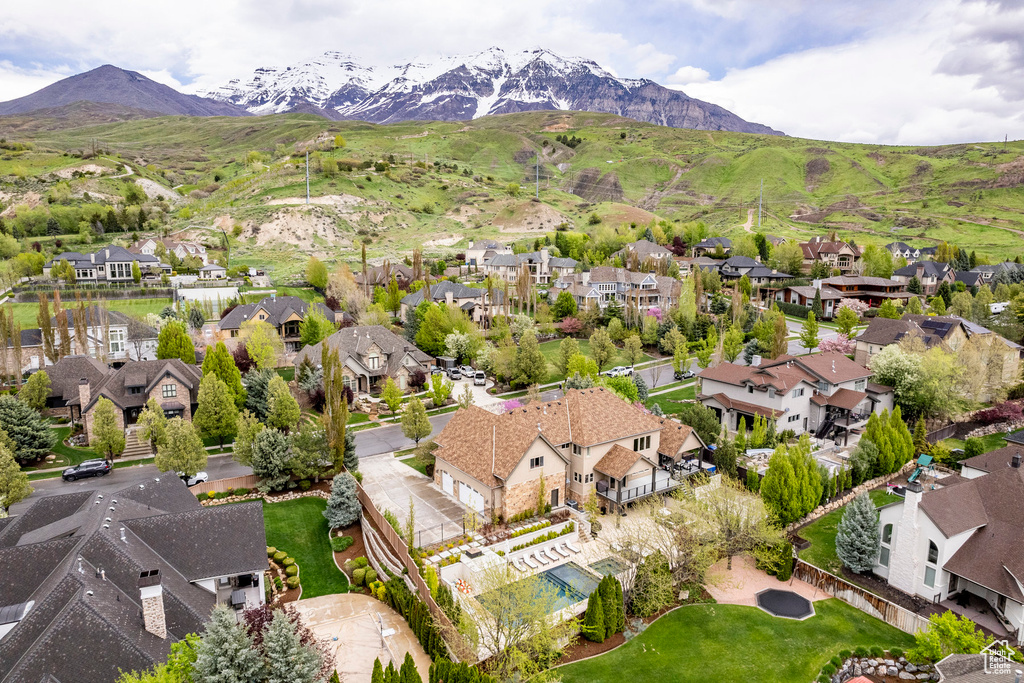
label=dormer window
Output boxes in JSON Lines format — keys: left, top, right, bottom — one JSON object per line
{"left": 368, "top": 355, "right": 380, "bottom": 370}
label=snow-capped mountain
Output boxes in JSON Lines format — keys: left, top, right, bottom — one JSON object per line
{"left": 203, "top": 48, "right": 781, "bottom": 135}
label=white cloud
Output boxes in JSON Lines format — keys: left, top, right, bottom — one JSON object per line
{"left": 0, "top": 61, "right": 73, "bottom": 101}
{"left": 667, "top": 65, "right": 710, "bottom": 85}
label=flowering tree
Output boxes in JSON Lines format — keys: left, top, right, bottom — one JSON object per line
{"left": 503, "top": 399, "right": 523, "bottom": 412}
{"left": 647, "top": 307, "right": 663, "bottom": 323}
{"left": 838, "top": 298, "right": 869, "bottom": 315}
{"left": 819, "top": 334, "right": 854, "bottom": 354}
{"left": 560, "top": 317, "right": 583, "bottom": 336}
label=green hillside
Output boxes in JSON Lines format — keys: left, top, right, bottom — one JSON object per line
{"left": 1, "top": 108, "right": 1022, "bottom": 276}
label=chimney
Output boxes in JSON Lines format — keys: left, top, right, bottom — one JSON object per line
{"left": 887, "top": 480, "right": 924, "bottom": 595}
{"left": 1012, "top": 453, "right": 1021, "bottom": 469}
{"left": 445, "top": 291, "right": 454, "bottom": 305}
{"left": 751, "top": 355, "right": 761, "bottom": 367}
{"left": 812, "top": 279, "right": 822, "bottom": 291}
{"left": 138, "top": 570, "right": 167, "bottom": 639}
{"left": 78, "top": 379, "right": 90, "bottom": 418}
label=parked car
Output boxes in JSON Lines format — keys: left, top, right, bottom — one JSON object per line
{"left": 428, "top": 365, "right": 443, "bottom": 375}
{"left": 62, "top": 459, "right": 111, "bottom": 482}
{"left": 474, "top": 371, "right": 487, "bottom": 386}
{"left": 179, "top": 471, "right": 209, "bottom": 487}
{"left": 460, "top": 364, "right": 474, "bottom": 377}
{"left": 604, "top": 366, "right": 633, "bottom": 378}
{"left": 447, "top": 367, "right": 462, "bottom": 380}
{"left": 674, "top": 369, "right": 695, "bottom": 380}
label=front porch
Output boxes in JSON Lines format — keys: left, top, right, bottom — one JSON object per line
{"left": 595, "top": 467, "right": 687, "bottom": 506}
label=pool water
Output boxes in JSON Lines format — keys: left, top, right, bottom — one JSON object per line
{"left": 589, "top": 557, "right": 630, "bottom": 576}
{"left": 476, "top": 561, "right": 600, "bottom": 615}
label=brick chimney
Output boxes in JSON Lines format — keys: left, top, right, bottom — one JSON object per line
{"left": 138, "top": 570, "right": 166, "bottom": 639}
{"left": 888, "top": 481, "right": 923, "bottom": 595}
{"left": 78, "top": 379, "right": 91, "bottom": 438}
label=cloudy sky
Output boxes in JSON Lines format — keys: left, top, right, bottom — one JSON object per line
{"left": 2, "top": 0, "right": 1023, "bottom": 145}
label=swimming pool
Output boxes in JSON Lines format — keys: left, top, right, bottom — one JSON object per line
{"left": 476, "top": 562, "right": 600, "bottom": 615}
{"left": 589, "top": 557, "right": 630, "bottom": 576}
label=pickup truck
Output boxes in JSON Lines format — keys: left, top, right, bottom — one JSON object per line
{"left": 604, "top": 366, "right": 633, "bottom": 378}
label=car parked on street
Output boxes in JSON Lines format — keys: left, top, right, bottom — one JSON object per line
{"left": 62, "top": 459, "right": 111, "bottom": 482}
{"left": 604, "top": 366, "right": 633, "bottom": 378}
{"left": 674, "top": 369, "right": 695, "bottom": 380}
{"left": 179, "top": 471, "right": 209, "bottom": 487}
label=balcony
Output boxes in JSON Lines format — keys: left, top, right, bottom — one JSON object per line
{"left": 596, "top": 468, "right": 685, "bottom": 504}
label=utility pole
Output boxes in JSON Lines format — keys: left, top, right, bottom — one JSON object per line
{"left": 536, "top": 151, "right": 540, "bottom": 199}
{"left": 305, "top": 151, "right": 310, "bottom": 205}
{"left": 758, "top": 178, "right": 763, "bottom": 228}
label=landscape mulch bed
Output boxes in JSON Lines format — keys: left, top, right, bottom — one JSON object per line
{"left": 332, "top": 521, "right": 367, "bottom": 591}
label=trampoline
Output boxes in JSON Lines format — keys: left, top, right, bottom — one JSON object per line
{"left": 755, "top": 588, "right": 815, "bottom": 620}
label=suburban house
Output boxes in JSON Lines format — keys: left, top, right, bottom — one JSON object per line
{"left": 954, "top": 271, "right": 984, "bottom": 288}
{"left": 885, "top": 242, "right": 925, "bottom": 262}
{"left": 0, "top": 478, "right": 267, "bottom": 683}
{"left": 432, "top": 388, "right": 707, "bottom": 517}
{"left": 292, "top": 325, "right": 432, "bottom": 394}
{"left": 775, "top": 276, "right": 910, "bottom": 318}
{"left": 549, "top": 266, "right": 680, "bottom": 314}
{"left": 693, "top": 236, "right": 731, "bottom": 256}
{"left": 799, "top": 237, "right": 860, "bottom": 274}
{"left": 714, "top": 255, "right": 794, "bottom": 286}
{"left": 480, "top": 248, "right": 577, "bottom": 284}
{"left": 970, "top": 262, "right": 1022, "bottom": 284}
{"left": 465, "top": 239, "right": 511, "bottom": 267}
{"left": 399, "top": 281, "right": 504, "bottom": 326}
{"left": 675, "top": 256, "right": 722, "bottom": 276}
{"left": 697, "top": 352, "right": 894, "bottom": 442}
{"left": 611, "top": 239, "right": 674, "bottom": 267}
{"left": 892, "top": 261, "right": 954, "bottom": 296}
{"left": 217, "top": 295, "right": 336, "bottom": 353}
{"left": 854, "top": 315, "right": 1021, "bottom": 400}
{"left": 44, "top": 356, "right": 203, "bottom": 444}
{"left": 132, "top": 237, "right": 209, "bottom": 265}
{"left": 873, "top": 451, "right": 1024, "bottom": 646}
{"left": 354, "top": 263, "right": 414, "bottom": 289}
{"left": 43, "top": 246, "right": 170, "bottom": 282}
{"left": 197, "top": 264, "right": 227, "bottom": 280}
{"left": 1, "top": 329, "right": 45, "bottom": 377}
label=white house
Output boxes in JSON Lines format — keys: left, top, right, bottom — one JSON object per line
{"left": 874, "top": 450, "right": 1024, "bottom": 645}
{"left": 198, "top": 264, "right": 227, "bottom": 280}
{"left": 133, "top": 238, "right": 209, "bottom": 265}
{"left": 550, "top": 266, "right": 680, "bottom": 315}
{"left": 49, "top": 306, "right": 159, "bottom": 364}
{"left": 44, "top": 246, "right": 170, "bottom": 283}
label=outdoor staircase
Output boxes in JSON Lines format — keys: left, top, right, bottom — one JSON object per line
{"left": 815, "top": 417, "right": 836, "bottom": 440}
{"left": 122, "top": 429, "right": 153, "bottom": 460}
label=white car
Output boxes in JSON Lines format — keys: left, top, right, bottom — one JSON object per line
{"left": 179, "top": 471, "right": 209, "bottom": 487}
{"left": 474, "top": 371, "right": 487, "bottom": 386}
{"left": 604, "top": 366, "right": 633, "bottom": 378}
{"left": 460, "top": 365, "right": 475, "bottom": 377}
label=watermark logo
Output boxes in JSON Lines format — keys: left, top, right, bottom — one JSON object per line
{"left": 982, "top": 639, "right": 1017, "bottom": 675}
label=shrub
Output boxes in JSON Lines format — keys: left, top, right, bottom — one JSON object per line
{"left": 299, "top": 479, "right": 312, "bottom": 491}
{"left": 364, "top": 569, "right": 377, "bottom": 584}
{"left": 266, "top": 546, "right": 277, "bottom": 557}
{"left": 839, "top": 650, "right": 852, "bottom": 659}
{"left": 234, "top": 488, "right": 251, "bottom": 496}
{"left": 821, "top": 664, "right": 836, "bottom": 676}
{"left": 285, "top": 565, "right": 298, "bottom": 577}
{"left": 273, "top": 551, "right": 288, "bottom": 563}
{"left": 890, "top": 648, "right": 904, "bottom": 658}
{"left": 282, "top": 557, "right": 295, "bottom": 567}
{"left": 352, "top": 567, "right": 367, "bottom": 586}
{"left": 869, "top": 646, "right": 884, "bottom": 658}
{"left": 331, "top": 536, "right": 354, "bottom": 552}
{"left": 273, "top": 576, "right": 283, "bottom": 590}
{"left": 830, "top": 656, "right": 842, "bottom": 668}
{"left": 350, "top": 556, "right": 368, "bottom": 569}
{"left": 854, "top": 646, "right": 869, "bottom": 658}
{"left": 286, "top": 576, "right": 300, "bottom": 589}
{"left": 196, "top": 492, "right": 209, "bottom": 501}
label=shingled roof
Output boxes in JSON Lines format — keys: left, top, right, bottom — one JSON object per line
{"left": 44, "top": 355, "right": 109, "bottom": 404}
{"left": 217, "top": 295, "right": 331, "bottom": 331}
{"left": 68, "top": 358, "right": 202, "bottom": 413}
{"left": 293, "top": 325, "right": 431, "bottom": 377}
{"left": 594, "top": 444, "right": 652, "bottom": 480}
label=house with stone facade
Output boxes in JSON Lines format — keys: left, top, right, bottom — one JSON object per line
{"left": 549, "top": 266, "right": 680, "bottom": 315}
{"left": 891, "top": 261, "right": 954, "bottom": 296}
{"left": 131, "top": 237, "right": 209, "bottom": 265}
{"left": 292, "top": 325, "right": 431, "bottom": 394}
{"left": 217, "top": 295, "right": 335, "bottom": 354}
{"left": 0, "top": 477, "right": 266, "bottom": 683}
{"left": 697, "top": 352, "right": 893, "bottom": 443}
{"left": 432, "top": 388, "right": 706, "bottom": 518}
{"left": 45, "top": 357, "right": 203, "bottom": 444}
{"left": 465, "top": 239, "right": 512, "bottom": 267}
{"left": 43, "top": 245, "right": 170, "bottom": 282}
{"left": 353, "top": 262, "right": 414, "bottom": 289}
{"left": 873, "top": 450, "right": 1024, "bottom": 646}
{"left": 479, "top": 248, "right": 577, "bottom": 284}
{"left": 611, "top": 239, "right": 674, "bottom": 267}
{"left": 799, "top": 237, "right": 860, "bottom": 274}
{"left": 399, "top": 281, "right": 505, "bottom": 327}
{"left": 693, "top": 236, "right": 731, "bottom": 256}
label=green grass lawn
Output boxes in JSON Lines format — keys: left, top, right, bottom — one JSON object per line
{"left": 556, "top": 600, "right": 915, "bottom": 683}
{"left": 645, "top": 384, "right": 696, "bottom": 416}
{"left": 798, "top": 488, "right": 895, "bottom": 575}
{"left": 537, "top": 338, "right": 655, "bottom": 384}
{"left": 398, "top": 454, "right": 429, "bottom": 476}
{"left": 941, "top": 432, "right": 1007, "bottom": 456}
{"left": 21, "top": 426, "right": 97, "bottom": 471}
{"left": 7, "top": 298, "right": 173, "bottom": 328}
{"left": 276, "top": 366, "right": 295, "bottom": 382}
{"left": 262, "top": 497, "right": 349, "bottom": 598}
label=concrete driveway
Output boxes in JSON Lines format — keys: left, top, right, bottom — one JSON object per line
{"left": 291, "top": 593, "right": 431, "bottom": 683}
{"left": 359, "top": 455, "right": 468, "bottom": 547}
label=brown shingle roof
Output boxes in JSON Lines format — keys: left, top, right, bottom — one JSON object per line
{"left": 788, "top": 352, "right": 874, "bottom": 383}
{"left": 698, "top": 360, "right": 815, "bottom": 393}
{"left": 593, "top": 444, "right": 651, "bottom": 479}
{"left": 655, "top": 418, "right": 702, "bottom": 457}
{"left": 809, "top": 387, "right": 867, "bottom": 410}
{"left": 432, "top": 406, "right": 543, "bottom": 487}
{"left": 960, "top": 446, "right": 1024, "bottom": 475}
{"left": 699, "top": 393, "right": 784, "bottom": 419}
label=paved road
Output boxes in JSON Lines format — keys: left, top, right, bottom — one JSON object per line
{"left": 353, "top": 411, "right": 457, "bottom": 458}
{"left": 785, "top": 318, "right": 841, "bottom": 357}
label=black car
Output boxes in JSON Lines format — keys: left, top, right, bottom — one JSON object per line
{"left": 674, "top": 369, "right": 696, "bottom": 381}
{"left": 62, "top": 458, "right": 111, "bottom": 481}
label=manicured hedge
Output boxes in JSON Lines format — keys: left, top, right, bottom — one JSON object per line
{"left": 330, "top": 535, "right": 354, "bottom": 552}
{"left": 775, "top": 301, "right": 812, "bottom": 318}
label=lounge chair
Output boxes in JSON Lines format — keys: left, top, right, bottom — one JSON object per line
{"left": 533, "top": 549, "right": 550, "bottom": 565}
{"left": 551, "top": 545, "right": 569, "bottom": 558}
{"left": 512, "top": 559, "right": 526, "bottom": 572}
{"left": 522, "top": 554, "right": 539, "bottom": 569}
{"left": 565, "top": 541, "right": 582, "bottom": 554}
{"left": 541, "top": 547, "right": 560, "bottom": 563}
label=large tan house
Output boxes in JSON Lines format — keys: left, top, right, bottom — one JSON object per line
{"left": 293, "top": 325, "right": 431, "bottom": 394}
{"left": 217, "top": 295, "right": 336, "bottom": 353}
{"left": 432, "top": 388, "right": 706, "bottom": 518}
{"left": 800, "top": 237, "right": 860, "bottom": 274}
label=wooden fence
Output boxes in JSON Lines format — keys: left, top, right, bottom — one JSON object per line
{"left": 793, "top": 560, "right": 931, "bottom": 636}
{"left": 926, "top": 423, "right": 957, "bottom": 444}
{"left": 189, "top": 474, "right": 258, "bottom": 495}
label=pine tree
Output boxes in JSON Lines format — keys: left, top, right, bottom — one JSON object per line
{"left": 811, "top": 288, "right": 823, "bottom": 319}
{"left": 263, "top": 610, "right": 323, "bottom": 683}
{"left": 371, "top": 659, "right": 385, "bottom": 683}
{"left": 156, "top": 417, "right": 207, "bottom": 478}
{"left": 324, "top": 471, "right": 360, "bottom": 528}
{"left": 0, "top": 396, "right": 56, "bottom": 463}
{"left": 243, "top": 368, "right": 275, "bottom": 420}
{"left": 582, "top": 588, "right": 605, "bottom": 642}
{"left": 835, "top": 493, "right": 881, "bottom": 573}
{"left": 194, "top": 374, "right": 239, "bottom": 448}
{"left": 632, "top": 373, "right": 648, "bottom": 402}
{"left": 343, "top": 428, "right": 358, "bottom": 472}
{"left": 599, "top": 576, "right": 618, "bottom": 639}
{"left": 399, "top": 653, "right": 419, "bottom": 683}
{"left": 193, "top": 606, "right": 263, "bottom": 683}
{"left": 91, "top": 397, "right": 125, "bottom": 460}
{"left": 202, "top": 341, "right": 247, "bottom": 408}
{"left": 251, "top": 428, "right": 291, "bottom": 492}
{"left": 913, "top": 416, "right": 928, "bottom": 456}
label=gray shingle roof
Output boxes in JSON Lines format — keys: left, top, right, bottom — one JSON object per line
{"left": 42, "top": 355, "right": 110, "bottom": 404}
{"left": 893, "top": 261, "right": 950, "bottom": 278}
{"left": 73, "top": 359, "right": 202, "bottom": 413}
{"left": 217, "top": 296, "right": 331, "bottom": 331}
{"left": 45, "top": 245, "right": 162, "bottom": 269}
{"left": 294, "top": 325, "right": 431, "bottom": 377}
{"left": 401, "top": 280, "right": 486, "bottom": 307}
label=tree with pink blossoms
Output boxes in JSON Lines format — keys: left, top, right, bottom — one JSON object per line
{"left": 503, "top": 399, "right": 524, "bottom": 413}
{"left": 819, "top": 334, "right": 855, "bottom": 355}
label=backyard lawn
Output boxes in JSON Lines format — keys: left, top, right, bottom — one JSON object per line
{"left": 556, "top": 599, "right": 915, "bottom": 683}
{"left": 645, "top": 384, "right": 696, "bottom": 416}
{"left": 262, "top": 498, "right": 350, "bottom": 598}
{"left": 8, "top": 298, "right": 173, "bottom": 328}
{"left": 941, "top": 433, "right": 1007, "bottom": 456}
{"left": 798, "top": 488, "right": 894, "bottom": 574}
{"left": 537, "top": 338, "right": 655, "bottom": 384}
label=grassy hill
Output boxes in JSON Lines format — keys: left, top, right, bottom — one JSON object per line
{"left": 1, "top": 109, "right": 1022, "bottom": 278}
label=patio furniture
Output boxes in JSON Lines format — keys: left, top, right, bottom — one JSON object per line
{"left": 551, "top": 545, "right": 569, "bottom": 558}
{"left": 512, "top": 559, "right": 526, "bottom": 572}
{"left": 565, "top": 541, "right": 581, "bottom": 554}
{"left": 533, "top": 550, "right": 549, "bottom": 565}
{"left": 522, "top": 555, "right": 539, "bottom": 569}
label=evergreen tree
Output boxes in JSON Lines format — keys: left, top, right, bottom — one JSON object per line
{"left": 156, "top": 417, "right": 208, "bottom": 478}
{"left": 243, "top": 368, "right": 276, "bottom": 420}
{"left": 598, "top": 575, "right": 621, "bottom": 638}
{"left": 811, "top": 288, "right": 823, "bottom": 319}
{"left": 760, "top": 445, "right": 798, "bottom": 525}
{"left": 202, "top": 341, "right": 247, "bottom": 408}
{"left": 156, "top": 321, "right": 196, "bottom": 364}
{"left": 632, "top": 373, "right": 648, "bottom": 402}
{"left": 194, "top": 374, "right": 239, "bottom": 447}
{"left": 92, "top": 397, "right": 125, "bottom": 460}
{"left": 835, "top": 493, "right": 881, "bottom": 573}
{"left": 582, "top": 588, "right": 605, "bottom": 642}
{"left": 343, "top": 429, "right": 358, "bottom": 472}
{"left": 371, "top": 659, "right": 385, "bottom": 683}
{"left": 263, "top": 610, "right": 323, "bottom": 683}
{"left": 187, "top": 306, "right": 205, "bottom": 332}
{"left": 267, "top": 375, "right": 300, "bottom": 432}
{"left": 401, "top": 397, "right": 431, "bottom": 446}
{"left": 399, "top": 653, "right": 419, "bottom": 683}
{"left": 251, "top": 428, "right": 291, "bottom": 492}
{"left": 913, "top": 416, "right": 929, "bottom": 456}
{"left": 193, "top": 606, "right": 263, "bottom": 683}
{"left": 324, "top": 471, "right": 360, "bottom": 528}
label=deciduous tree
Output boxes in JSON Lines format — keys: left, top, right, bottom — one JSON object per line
{"left": 266, "top": 375, "right": 300, "bottom": 432}
{"left": 0, "top": 441, "right": 32, "bottom": 513}
{"left": 156, "top": 321, "right": 196, "bottom": 364}
{"left": 156, "top": 417, "right": 207, "bottom": 478}
{"left": 91, "top": 397, "right": 125, "bottom": 460}
{"left": 799, "top": 312, "right": 820, "bottom": 354}
{"left": 380, "top": 376, "right": 403, "bottom": 416}
{"left": 401, "top": 397, "right": 431, "bottom": 445}
{"left": 19, "top": 370, "right": 50, "bottom": 410}
{"left": 299, "top": 310, "right": 335, "bottom": 349}
{"left": 243, "top": 321, "right": 283, "bottom": 371}
{"left": 136, "top": 398, "right": 168, "bottom": 452}
{"left": 589, "top": 327, "right": 615, "bottom": 371}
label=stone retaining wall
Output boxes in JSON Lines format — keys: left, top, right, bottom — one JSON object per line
{"left": 964, "top": 419, "right": 1024, "bottom": 440}
{"left": 200, "top": 489, "right": 329, "bottom": 506}
{"left": 824, "top": 654, "right": 936, "bottom": 682}
{"left": 787, "top": 462, "right": 914, "bottom": 533}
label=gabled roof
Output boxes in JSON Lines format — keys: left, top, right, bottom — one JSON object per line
{"left": 784, "top": 284, "right": 845, "bottom": 300}
{"left": 655, "top": 417, "right": 703, "bottom": 457}
{"left": 613, "top": 239, "right": 673, "bottom": 259}
{"left": 50, "top": 305, "right": 156, "bottom": 335}
{"left": 354, "top": 263, "right": 414, "bottom": 286}
{"left": 893, "top": 261, "right": 951, "bottom": 278}
{"left": 43, "top": 355, "right": 109, "bottom": 404}
{"left": 698, "top": 392, "right": 784, "bottom": 419}
{"left": 198, "top": 264, "right": 225, "bottom": 272}
{"left": 698, "top": 359, "right": 816, "bottom": 394}
{"left": 70, "top": 359, "right": 202, "bottom": 412}
{"left": 594, "top": 444, "right": 652, "bottom": 479}
{"left": 45, "top": 245, "right": 162, "bottom": 268}
{"left": 400, "top": 280, "right": 487, "bottom": 307}
{"left": 695, "top": 236, "right": 731, "bottom": 249}
{"left": 721, "top": 255, "right": 760, "bottom": 269}
{"left": 954, "top": 270, "right": 982, "bottom": 287}
{"left": 293, "top": 325, "right": 431, "bottom": 377}
{"left": 960, "top": 446, "right": 1023, "bottom": 475}
{"left": 786, "top": 351, "right": 874, "bottom": 384}
{"left": 800, "top": 240, "right": 857, "bottom": 258}
{"left": 218, "top": 295, "right": 331, "bottom": 331}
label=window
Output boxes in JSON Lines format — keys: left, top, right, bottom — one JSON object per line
{"left": 572, "top": 444, "right": 582, "bottom": 456}
{"left": 882, "top": 524, "right": 893, "bottom": 544}
{"left": 747, "top": 385, "right": 754, "bottom": 394}
{"left": 792, "top": 388, "right": 804, "bottom": 398}
{"left": 109, "top": 329, "right": 124, "bottom": 355}
{"left": 632, "top": 435, "right": 650, "bottom": 451}
{"left": 787, "top": 414, "right": 800, "bottom": 423}
{"left": 230, "top": 330, "right": 239, "bottom": 338}
{"left": 161, "top": 384, "right": 177, "bottom": 398}
{"left": 585, "top": 473, "right": 593, "bottom": 483}
{"left": 768, "top": 389, "right": 775, "bottom": 399}
{"left": 574, "top": 472, "right": 581, "bottom": 483}
{"left": 854, "top": 379, "right": 866, "bottom": 392}
{"left": 927, "top": 540, "right": 938, "bottom": 564}
{"left": 368, "top": 355, "right": 380, "bottom": 370}
{"left": 878, "top": 546, "right": 890, "bottom": 567}
{"left": 817, "top": 381, "right": 830, "bottom": 392}
{"left": 924, "top": 566, "right": 936, "bottom": 588}
{"left": 128, "top": 387, "right": 143, "bottom": 395}
{"left": 530, "top": 456, "right": 544, "bottom": 469}
{"left": 259, "top": 314, "right": 266, "bottom": 320}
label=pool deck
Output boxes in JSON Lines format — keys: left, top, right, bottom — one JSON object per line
{"left": 706, "top": 555, "right": 827, "bottom": 607}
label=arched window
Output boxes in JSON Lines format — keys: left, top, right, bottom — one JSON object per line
{"left": 882, "top": 524, "right": 893, "bottom": 545}
{"left": 927, "top": 541, "right": 938, "bottom": 564}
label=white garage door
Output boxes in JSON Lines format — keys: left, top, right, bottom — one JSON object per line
{"left": 458, "top": 482, "right": 485, "bottom": 512}
{"left": 442, "top": 472, "right": 453, "bottom": 495}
